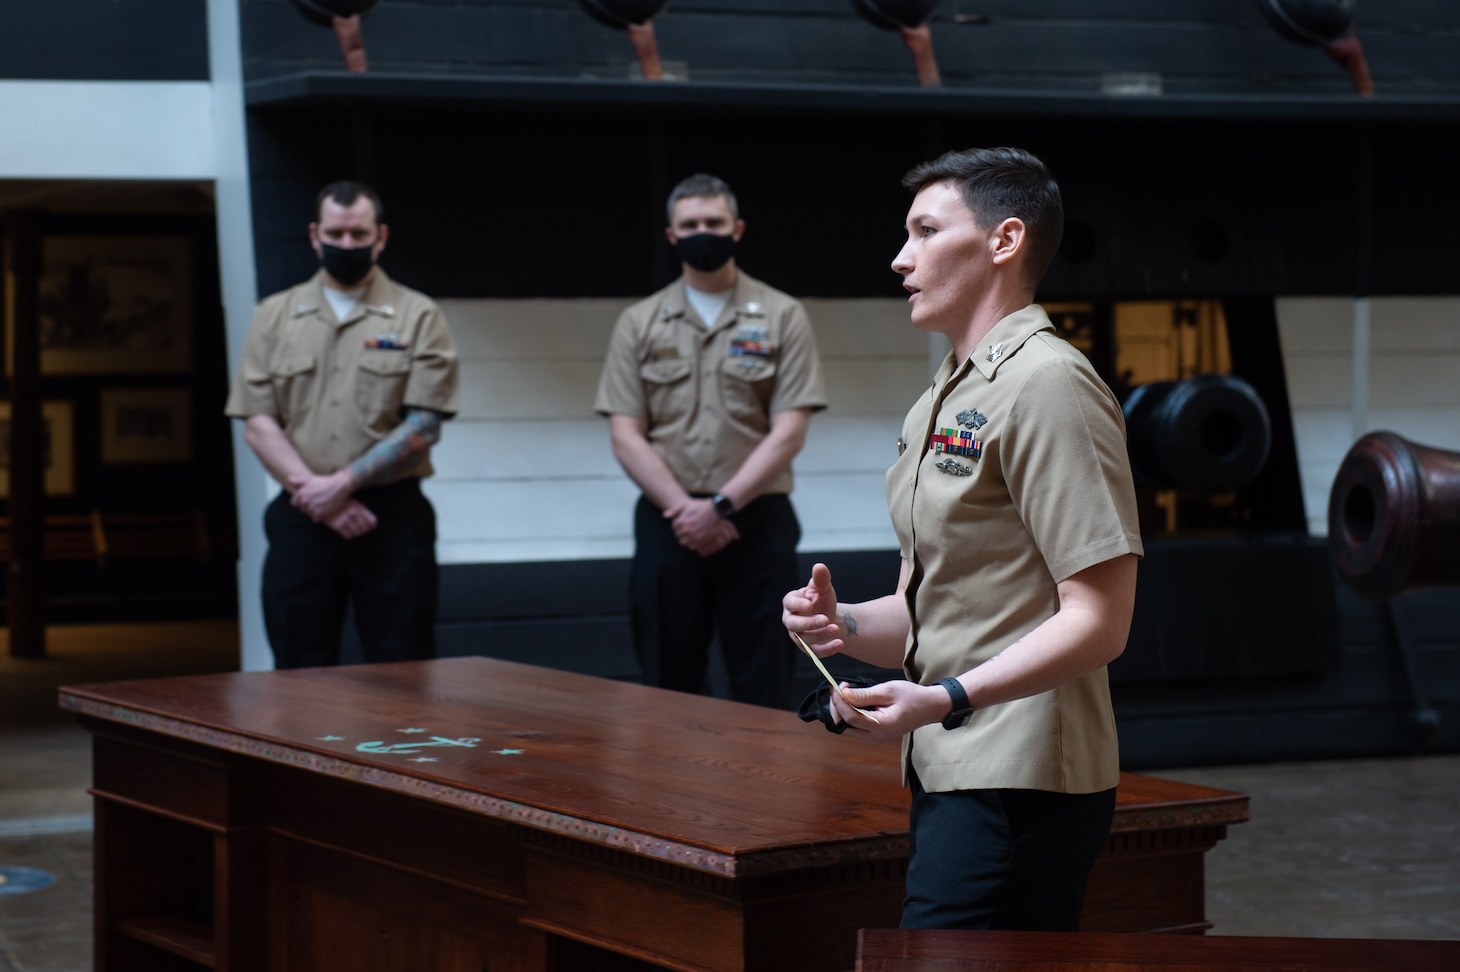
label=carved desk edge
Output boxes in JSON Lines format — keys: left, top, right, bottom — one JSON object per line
{"left": 1110, "top": 783, "right": 1251, "bottom": 833}
{"left": 59, "top": 691, "right": 908, "bottom": 879}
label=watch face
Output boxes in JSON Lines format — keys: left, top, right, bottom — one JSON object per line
{"left": 713, "top": 494, "right": 735, "bottom": 516}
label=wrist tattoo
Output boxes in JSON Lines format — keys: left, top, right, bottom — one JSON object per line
{"left": 840, "top": 612, "right": 859, "bottom": 637}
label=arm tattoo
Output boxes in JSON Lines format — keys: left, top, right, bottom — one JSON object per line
{"left": 839, "top": 612, "right": 859, "bottom": 637}
{"left": 348, "top": 407, "right": 443, "bottom": 490}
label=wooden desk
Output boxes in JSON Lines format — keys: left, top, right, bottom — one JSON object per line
{"left": 61, "top": 658, "right": 1247, "bottom": 972}
{"left": 854, "top": 928, "right": 1460, "bottom": 970}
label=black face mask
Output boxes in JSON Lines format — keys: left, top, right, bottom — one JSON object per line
{"left": 673, "top": 232, "right": 737, "bottom": 273}
{"left": 319, "top": 242, "right": 376, "bottom": 286}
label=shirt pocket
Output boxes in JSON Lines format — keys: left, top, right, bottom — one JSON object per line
{"left": 719, "top": 355, "right": 777, "bottom": 422}
{"left": 638, "top": 357, "right": 693, "bottom": 422}
{"left": 268, "top": 353, "right": 317, "bottom": 421}
{"left": 355, "top": 349, "right": 412, "bottom": 432}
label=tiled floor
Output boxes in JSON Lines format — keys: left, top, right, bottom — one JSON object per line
{"left": 1, "top": 621, "right": 238, "bottom": 972}
{"left": 2, "top": 623, "right": 1458, "bottom": 970}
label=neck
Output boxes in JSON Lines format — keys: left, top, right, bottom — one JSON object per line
{"left": 949, "top": 289, "right": 1032, "bottom": 363}
{"left": 683, "top": 260, "right": 738, "bottom": 294}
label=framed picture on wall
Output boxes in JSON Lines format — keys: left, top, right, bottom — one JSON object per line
{"left": 7, "top": 235, "right": 193, "bottom": 375}
{"left": 100, "top": 387, "right": 193, "bottom": 464}
{"left": 0, "top": 400, "right": 76, "bottom": 496}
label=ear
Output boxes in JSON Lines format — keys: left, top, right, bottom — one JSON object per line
{"left": 732, "top": 217, "right": 747, "bottom": 242}
{"left": 664, "top": 224, "right": 678, "bottom": 247}
{"left": 373, "top": 223, "right": 390, "bottom": 257}
{"left": 308, "top": 222, "right": 322, "bottom": 255}
{"left": 989, "top": 217, "right": 1026, "bottom": 268}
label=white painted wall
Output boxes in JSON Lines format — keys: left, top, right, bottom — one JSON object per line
{"left": 425, "top": 296, "right": 930, "bottom": 564}
{"left": 430, "top": 292, "right": 1460, "bottom": 559}
{"left": 1276, "top": 296, "right": 1460, "bottom": 536}
{"left": 0, "top": 81, "right": 214, "bottom": 179}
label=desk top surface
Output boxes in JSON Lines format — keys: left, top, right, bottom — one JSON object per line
{"left": 60, "top": 657, "right": 1246, "bottom": 876}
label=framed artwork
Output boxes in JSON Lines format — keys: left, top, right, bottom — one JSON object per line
{"left": 100, "top": 387, "right": 194, "bottom": 464}
{"left": 0, "top": 400, "right": 76, "bottom": 496}
{"left": 7, "top": 235, "right": 193, "bottom": 375}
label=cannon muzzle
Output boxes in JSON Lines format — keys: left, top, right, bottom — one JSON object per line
{"left": 1328, "top": 431, "right": 1460, "bottom": 599}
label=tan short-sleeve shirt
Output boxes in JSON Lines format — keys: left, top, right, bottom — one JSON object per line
{"left": 594, "top": 272, "right": 826, "bottom": 495}
{"left": 224, "top": 269, "right": 459, "bottom": 480}
{"left": 886, "top": 305, "right": 1143, "bottom": 794}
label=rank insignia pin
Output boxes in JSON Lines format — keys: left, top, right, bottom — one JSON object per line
{"left": 897, "top": 437, "right": 906, "bottom": 456}
{"left": 987, "top": 342, "right": 1004, "bottom": 363}
{"left": 956, "top": 408, "right": 988, "bottom": 431}
{"left": 935, "top": 457, "right": 973, "bottom": 477}
{"left": 744, "top": 301, "right": 762, "bottom": 315}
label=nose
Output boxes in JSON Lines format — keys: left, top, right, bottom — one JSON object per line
{"left": 891, "top": 240, "right": 914, "bottom": 276}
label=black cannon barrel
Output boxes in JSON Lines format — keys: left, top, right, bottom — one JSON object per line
{"left": 1255, "top": 0, "right": 1355, "bottom": 46}
{"left": 580, "top": 0, "right": 668, "bottom": 29}
{"left": 289, "top": 0, "right": 378, "bottom": 28}
{"left": 1122, "top": 373, "right": 1273, "bottom": 494}
{"left": 1328, "top": 431, "right": 1460, "bottom": 599}
{"left": 852, "top": 0, "right": 940, "bottom": 30}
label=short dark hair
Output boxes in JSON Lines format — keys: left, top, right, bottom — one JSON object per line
{"left": 315, "top": 180, "right": 385, "bottom": 225}
{"left": 902, "top": 147, "right": 1063, "bottom": 289}
{"left": 666, "top": 173, "right": 739, "bottom": 224}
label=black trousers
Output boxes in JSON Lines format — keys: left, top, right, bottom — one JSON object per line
{"left": 629, "top": 493, "right": 800, "bottom": 709}
{"left": 262, "top": 478, "right": 439, "bottom": 669}
{"left": 901, "top": 768, "right": 1117, "bottom": 931}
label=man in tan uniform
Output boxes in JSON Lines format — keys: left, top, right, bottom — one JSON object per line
{"left": 784, "top": 148, "right": 1142, "bottom": 929}
{"left": 596, "top": 173, "right": 826, "bottom": 708}
{"left": 226, "top": 181, "right": 459, "bottom": 668}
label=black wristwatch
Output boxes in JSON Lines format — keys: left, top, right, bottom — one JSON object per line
{"left": 938, "top": 676, "right": 974, "bottom": 730}
{"left": 711, "top": 493, "right": 736, "bottom": 518}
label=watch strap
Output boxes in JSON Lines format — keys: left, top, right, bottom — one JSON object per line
{"left": 937, "top": 676, "right": 974, "bottom": 730}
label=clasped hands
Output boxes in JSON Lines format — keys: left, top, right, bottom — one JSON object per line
{"left": 289, "top": 469, "right": 377, "bottom": 539}
{"left": 663, "top": 496, "right": 739, "bottom": 556}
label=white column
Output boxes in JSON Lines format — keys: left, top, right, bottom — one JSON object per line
{"left": 208, "top": 0, "right": 271, "bottom": 671}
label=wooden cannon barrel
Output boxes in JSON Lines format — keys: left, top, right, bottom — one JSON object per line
{"left": 1328, "top": 431, "right": 1460, "bottom": 599}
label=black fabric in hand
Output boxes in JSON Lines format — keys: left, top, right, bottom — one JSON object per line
{"left": 797, "top": 675, "right": 884, "bottom": 734}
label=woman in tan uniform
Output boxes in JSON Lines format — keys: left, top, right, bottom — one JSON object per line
{"left": 783, "top": 147, "right": 1142, "bottom": 930}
